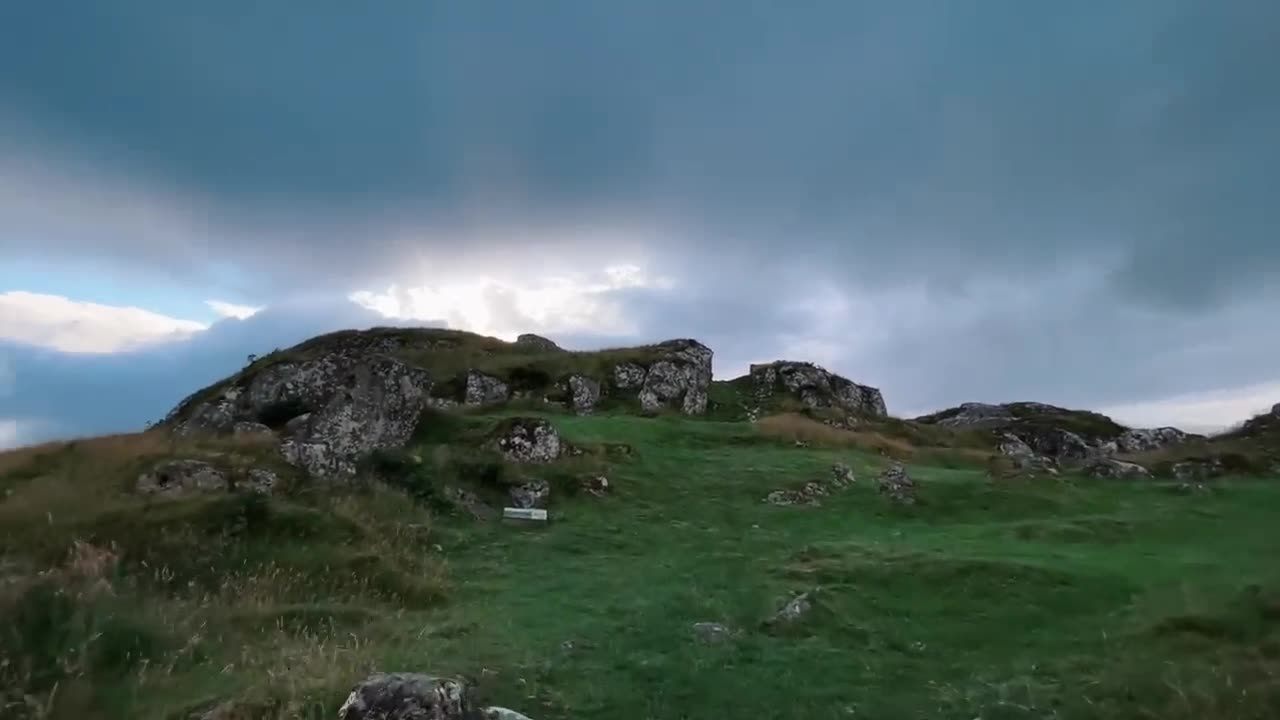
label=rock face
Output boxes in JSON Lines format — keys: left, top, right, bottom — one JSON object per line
{"left": 749, "top": 361, "right": 887, "bottom": 417}
{"left": 137, "top": 460, "right": 228, "bottom": 496}
{"left": 338, "top": 673, "right": 472, "bottom": 720}
{"left": 1116, "top": 427, "right": 1192, "bottom": 454}
{"left": 929, "top": 402, "right": 1015, "bottom": 428}
{"left": 491, "top": 418, "right": 562, "bottom": 463}
{"left": 633, "top": 339, "right": 714, "bottom": 415}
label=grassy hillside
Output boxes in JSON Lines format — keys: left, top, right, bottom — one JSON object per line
{"left": 2, "top": 412, "right": 1279, "bottom": 719}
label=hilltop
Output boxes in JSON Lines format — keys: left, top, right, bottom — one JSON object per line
{"left": 1, "top": 327, "right": 1278, "bottom": 719}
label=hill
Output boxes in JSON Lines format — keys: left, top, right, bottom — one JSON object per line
{"left": 1, "top": 328, "right": 1278, "bottom": 719}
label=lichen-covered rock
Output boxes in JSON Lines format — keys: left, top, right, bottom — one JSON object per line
{"left": 1171, "top": 458, "right": 1225, "bottom": 482}
{"left": 243, "top": 468, "right": 279, "bottom": 494}
{"left": 567, "top": 374, "right": 601, "bottom": 415}
{"left": 514, "top": 333, "right": 561, "bottom": 352}
{"left": 275, "top": 357, "right": 433, "bottom": 479}
{"left": 765, "top": 481, "right": 829, "bottom": 506}
{"left": 749, "top": 361, "right": 887, "bottom": 417}
{"left": 338, "top": 673, "right": 471, "bottom": 720}
{"left": 613, "top": 362, "right": 646, "bottom": 390}
{"left": 930, "top": 402, "right": 1016, "bottom": 428}
{"left": 1018, "top": 428, "right": 1093, "bottom": 462}
{"left": 509, "top": 479, "right": 550, "bottom": 509}
{"left": 1116, "top": 427, "right": 1192, "bottom": 453}
{"left": 633, "top": 340, "right": 714, "bottom": 415}
{"left": 491, "top": 418, "right": 562, "bottom": 463}
{"left": 137, "top": 460, "right": 228, "bottom": 497}
{"left": 1084, "top": 457, "right": 1151, "bottom": 480}
{"left": 464, "top": 372, "right": 510, "bottom": 406}
{"left": 877, "top": 463, "right": 917, "bottom": 504}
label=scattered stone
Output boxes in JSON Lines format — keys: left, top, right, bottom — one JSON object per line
{"left": 514, "top": 333, "right": 561, "bottom": 351}
{"left": 464, "top": 372, "right": 510, "bottom": 406}
{"left": 767, "top": 592, "right": 813, "bottom": 627}
{"left": 692, "top": 622, "right": 732, "bottom": 644}
{"left": 338, "top": 673, "right": 471, "bottom": 720}
{"left": 567, "top": 374, "right": 601, "bottom": 415}
{"left": 830, "top": 463, "right": 856, "bottom": 487}
{"left": 1084, "top": 457, "right": 1152, "bottom": 480}
{"left": 509, "top": 479, "right": 550, "bottom": 509}
{"left": 793, "top": 439, "right": 810, "bottom": 448}
{"left": 580, "top": 475, "right": 611, "bottom": 497}
{"left": 137, "top": 460, "right": 228, "bottom": 497}
{"left": 483, "top": 708, "right": 537, "bottom": 720}
{"left": 749, "top": 361, "right": 887, "bottom": 417}
{"left": 877, "top": 463, "right": 917, "bottom": 504}
{"left": 1172, "top": 458, "right": 1225, "bottom": 482}
{"left": 765, "top": 481, "right": 828, "bottom": 506}
{"left": 491, "top": 418, "right": 562, "bottom": 463}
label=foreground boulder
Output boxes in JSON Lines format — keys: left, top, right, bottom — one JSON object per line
{"left": 620, "top": 339, "right": 714, "bottom": 414}
{"left": 338, "top": 673, "right": 471, "bottom": 720}
{"left": 877, "top": 463, "right": 917, "bottom": 504}
{"left": 748, "top": 361, "right": 887, "bottom": 417}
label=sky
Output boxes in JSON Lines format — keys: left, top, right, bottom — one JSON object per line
{"left": 2, "top": 1, "right": 1279, "bottom": 448}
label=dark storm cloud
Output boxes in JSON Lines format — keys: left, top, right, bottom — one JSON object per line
{"left": 3, "top": 1, "right": 1278, "bottom": 303}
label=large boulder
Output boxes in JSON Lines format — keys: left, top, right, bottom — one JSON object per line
{"left": 1084, "top": 457, "right": 1152, "bottom": 480}
{"left": 514, "top": 333, "right": 561, "bottom": 351}
{"left": 464, "top": 372, "right": 510, "bottom": 406}
{"left": 167, "top": 350, "right": 433, "bottom": 480}
{"left": 630, "top": 339, "right": 714, "bottom": 415}
{"left": 748, "top": 361, "right": 887, "bottom": 417}
{"left": 567, "top": 374, "right": 601, "bottom": 415}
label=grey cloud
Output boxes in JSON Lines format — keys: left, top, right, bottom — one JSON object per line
{"left": 3, "top": 2, "right": 1279, "bottom": 304}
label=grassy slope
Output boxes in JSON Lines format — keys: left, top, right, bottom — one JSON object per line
{"left": 2, "top": 414, "right": 1279, "bottom": 719}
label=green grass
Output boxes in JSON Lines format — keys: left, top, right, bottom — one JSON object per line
{"left": 2, "top": 413, "right": 1279, "bottom": 718}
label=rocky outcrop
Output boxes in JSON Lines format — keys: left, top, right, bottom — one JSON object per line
{"left": 491, "top": 418, "right": 562, "bottom": 463}
{"left": 1116, "top": 427, "right": 1195, "bottom": 453}
{"left": 515, "top": 333, "right": 561, "bottom": 351}
{"left": 748, "top": 361, "right": 887, "bottom": 417}
{"left": 632, "top": 339, "right": 714, "bottom": 415}
{"left": 1172, "top": 458, "right": 1225, "bottom": 482}
{"left": 918, "top": 401, "right": 1195, "bottom": 463}
{"left": 567, "top": 374, "right": 601, "bottom": 415}
{"left": 764, "top": 463, "right": 858, "bottom": 506}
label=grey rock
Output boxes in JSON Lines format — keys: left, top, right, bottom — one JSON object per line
{"left": 514, "top": 333, "right": 561, "bottom": 351}
{"left": 580, "top": 475, "right": 611, "bottom": 497}
{"left": 767, "top": 592, "right": 813, "bottom": 626}
{"left": 765, "top": 482, "right": 828, "bottom": 506}
{"left": 567, "top": 374, "right": 601, "bottom": 415}
{"left": 749, "top": 361, "right": 887, "bottom": 417}
{"left": 137, "top": 460, "right": 228, "bottom": 497}
{"left": 830, "top": 463, "right": 856, "bottom": 487}
{"left": 338, "top": 673, "right": 471, "bottom": 720}
{"left": 613, "top": 362, "right": 647, "bottom": 390}
{"left": 231, "top": 421, "right": 273, "bottom": 438}
{"left": 492, "top": 418, "right": 562, "bottom": 463}
{"left": 1084, "top": 457, "right": 1152, "bottom": 480}
{"left": 464, "top": 372, "right": 510, "bottom": 406}
{"left": 1117, "top": 427, "right": 1192, "bottom": 454}
{"left": 243, "top": 468, "right": 279, "bottom": 495}
{"left": 636, "top": 340, "right": 714, "bottom": 415}
{"left": 692, "top": 622, "right": 732, "bottom": 644}
{"left": 1172, "top": 458, "right": 1225, "bottom": 482}
{"left": 877, "top": 463, "right": 917, "bottom": 504}
{"left": 483, "top": 708, "right": 536, "bottom": 720}
{"left": 931, "top": 402, "right": 1016, "bottom": 428}
{"left": 509, "top": 479, "right": 550, "bottom": 509}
